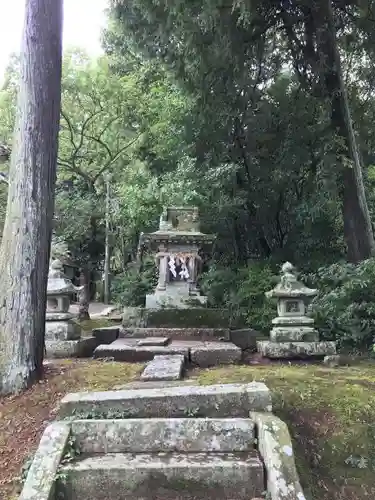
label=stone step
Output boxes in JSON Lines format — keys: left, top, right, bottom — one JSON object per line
{"left": 141, "top": 354, "right": 185, "bottom": 381}
{"left": 93, "top": 339, "right": 189, "bottom": 362}
{"left": 93, "top": 339, "right": 241, "bottom": 366}
{"left": 257, "top": 340, "right": 337, "bottom": 359}
{"left": 58, "top": 451, "right": 264, "bottom": 500}
{"left": 121, "top": 327, "right": 230, "bottom": 341}
{"left": 58, "top": 382, "right": 272, "bottom": 419}
{"left": 70, "top": 418, "right": 256, "bottom": 453}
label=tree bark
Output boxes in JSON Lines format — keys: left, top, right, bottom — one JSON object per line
{"left": 316, "top": 0, "right": 375, "bottom": 262}
{"left": 78, "top": 268, "right": 91, "bottom": 320}
{"left": 0, "top": 0, "right": 63, "bottom": 395}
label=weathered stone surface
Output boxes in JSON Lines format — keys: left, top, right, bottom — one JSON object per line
{"left": 190, "top": 342, "right": 242, "bottom": 367}
{"left": 19, "top": 422, "right": 70, "bottom": 500}
{"left": 323, "top": 354, "right": 356, "bottom": 367}
{"left": 58, "top": 451, "right": 264, "bottom": 500}
{"left": 141, "top": 354, "right": 185, "bottom": 381}
{"left": 45, "top": 337, "right": 96, "bottom": 359}
{"left": 270, "top": 327, "right": 319, "bottom": 343}
{"left": 46, "top": 312, "right": 74, "bottom": 321}
{"left": 114, "top": 380, "right": 195, "bottom": 390}
{"left": 71, "top": 417, "right": 256, "bottom": 453}
{"left": 230, "top": 328, "right": 260, "bottom": 350}
{"left": 122, "top": 327, "right": 230, "bottom": 340}
{"left": 251, "top": 411, "right": 306, "bottom": 500}
{"left": 92, "top": 326, "right": 120, "bottom": 345}
{"left": 137, "top": 337, "right": 171, "bottom": 346}
{"left": 271, "top": 316, "right": 314, "bottom": 326}
{"left": 45, "top": 320, "right": 81, "bottom": 341}
{"left": 58, "top": 382, "right": 272, "bottom": 419}
{"left": 93, "top": 340, "right": 189, "bottom": 362}
{"left": 144, "top": 308, "right": 232, "bottom": 328}
{"left": 122, "top": 307, "right": 145, "bottom": 327}
{"left": 257, "top": 340, "right": 336, "bottom": 359}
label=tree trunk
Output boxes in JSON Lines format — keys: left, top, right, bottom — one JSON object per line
{"left": 316, "top": 0, "right": 375, "bottom": 262}
{"left": 78, "top": 268, "right": 91, "bottom": 320}
{"left": 103, "top": 176, "right": 111, "bottom": 304}
{"left": 0, "top": 0, "right": 63, "bottom": 395}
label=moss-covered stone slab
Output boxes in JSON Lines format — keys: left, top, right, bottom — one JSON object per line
{"left": 230, "top": 328, "right": 261, "bottom": 350}
{"left": 144, "top": 308, "right": 232, "bottom": 328}
{"left": 45, "top": 337, "right": 97, "bottom": 359}
{"left": 19, "top": 422, "right": 70, "bottom": 500}
{"left": 58, "top": 382, "right": 272, "bottom": 419}
{"left": 122, "top": 327, "right": 230, "bottom": 340}
{"left": 70, "top": 417, "right": 256, "bottom": 453}
{"left": 190, "top": 342, "right": 242, "bottom": 367}
{"left": 251, "top": 411, "right": 306, "bottom": 500}
{"left": 141, "top": 354, "right": 185, "bottom": 381}
{"left": 257, "top": 340, "right": 336, "bottom": 359}
{"left": 58, "top": 450, "right": 264, "bottom": 500}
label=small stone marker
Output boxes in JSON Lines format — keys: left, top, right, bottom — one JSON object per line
{"left": 137, "top": 337, "right": 170, "bottom": 347}
{"left": 141, "top": 354, "right": 185, "bottom": 381}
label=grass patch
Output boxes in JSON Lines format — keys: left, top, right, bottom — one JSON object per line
{"left": 0, "top": 360, "right": 143, "bottom": 499}
{"left": 192, "top": 362, "right": 375, "bottom": 500}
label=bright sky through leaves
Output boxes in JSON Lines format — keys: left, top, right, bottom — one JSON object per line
{"left": 0, "top": 0, "right": 107, "bottom": 84}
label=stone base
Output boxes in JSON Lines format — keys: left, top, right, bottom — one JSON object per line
{"left": 45, "top": 337, "right": 96, "bottom": 359}
{"left": 121, "top": 327, "right": 230, "bottom": 341}
{"left": 45, "top": 319, "right": 81, "bottom": 341}
{"left": 190, "top": 342, "right": 242, "bottom": 367}
{"left": 230, "top": 328, "right": 261, "bottom": 350}
{"left": 92, "top": 326, "right": 120, "bottom": 345}
{"left": 257, "top": 340, "right": 337, "bottom": 359}
{"left": 270, "top": 327, "right": 319, "bottom": 342}
{"left": 145, "top": 291, "right": 207, "bottom": 309}
{"left": 93, "top": 338, "right": 241, "bottom": 367}
{"left": 141, "top": 354, "right": 185, "bottom": 381}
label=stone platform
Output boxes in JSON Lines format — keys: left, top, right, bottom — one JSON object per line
{"left": 121, "top": 327, "right": 230, "bottom": 340}
{"left": 257, "top": 340, "right": 337, "bottom": 359}
{"left": 93, "top": 337, "right": 241, "bottom": 368}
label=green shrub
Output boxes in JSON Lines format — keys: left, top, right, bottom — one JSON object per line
{"left": 304, "top": 259, "right": 375, "bottom": 351}
{"left": 200, "top": 261, "right": 277, "bottom": 332}
{"left": 111, "top": 258, "right": 157, "bottom": 307}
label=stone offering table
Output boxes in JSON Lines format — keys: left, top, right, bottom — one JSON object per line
{"left": 257, "top": 262, "right": 336, "bottom": 359}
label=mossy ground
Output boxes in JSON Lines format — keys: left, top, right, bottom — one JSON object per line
{"left": 192, "top": 362, "right": 375, "bottom": 500}
{"left": 1, "top": 360, "right": 374, "bottom": 500}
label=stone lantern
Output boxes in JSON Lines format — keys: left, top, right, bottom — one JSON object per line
{"left": 257, "top": 262, "right": 336, "bottom": 359}
{"left": 45, "top": 259, "right": 96, "bottom": 358}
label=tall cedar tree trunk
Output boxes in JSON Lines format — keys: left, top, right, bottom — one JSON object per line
{"left": 316, "top": 0, "right": 375, "bottom": 262}
{"left": 78, "top": 268, "right": 91, "bottom": 320}
{"left": 0, "top": 0, "right": 63, "bottom": 394}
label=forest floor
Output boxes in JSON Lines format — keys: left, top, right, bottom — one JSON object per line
{"left": 1, "top": 358, "right": 375, "bottom": 500}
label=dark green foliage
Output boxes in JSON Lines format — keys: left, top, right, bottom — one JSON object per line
{"left": 110, "top": 258, "right": 157, "bottom": 306}
{"left": 201, "top": 261, "right": 277, "bottom": 332}
{"left": 304, "top": 260, "right": 375, "bottom": 351}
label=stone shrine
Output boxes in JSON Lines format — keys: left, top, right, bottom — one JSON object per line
{"left": 257, "top": 262, "right": 336, "bottom": 359}
{"left": 140, "top": 207, "right": 215, "bottom": 309}
{"left": 45, "top": 259, "right": 96, "bottom": 358}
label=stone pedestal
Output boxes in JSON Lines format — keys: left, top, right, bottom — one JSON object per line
{"left": 45, "top": 259, "right": 96, "bottom": 359}
{"left": 257, "top": 262, "right": 337, "bottom": 360}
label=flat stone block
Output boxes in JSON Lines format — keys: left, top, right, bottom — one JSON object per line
{"left": 257, "top": 340, "right": 337, "bottom": 359}
{"left": 141, "top": 354, "right": 185, "bottom": 381}
{"left": 46, "top": 312, "right": 74, "bottom": 321}
{"left": 45, "top": 337, "right": 96, "bottom": 359}
{"left": 93, "top": 340, "right": 189, "bottom": 362}
{"left": 92, "top": 326, "right": 120, "bottom": 345}
{"left": 144, "top": 308, "right": 232, "bottom": 329}
{"left": 19, "top": 422, "right": 70, "bottom": 500}
{"left": 230, "top": 328, "right": 260, "bottom": 350}
{"left": 137, "top": 337, "right": 170, "bottom": 346}
{"left": 270, "top": 327, "right": 319, "bottom": 342}
{"left": 251, "top": 412, "right": 305, "bottom": 500}
{"left": 45, "top": 320, "right": 81, "bottom": 341}
{"left": 272, "top": 316, "right": 314, "bottom": 326}
{"left": 71, "top": 417, "right": 256, "bottom": 453}
{"left": 58, "top": 382, "right": 272, "bottom": 419}
{"left": 58, "top": 451, "right": 264, "bottom": 500}
{"left": 122, "top": 327, "right": 230, "bottom": 340}
{"left": 190, "top": 342, "right": 242, "bottom": 367}
{"left": 145, "top": 292, "right": 207, "bottom": 309}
